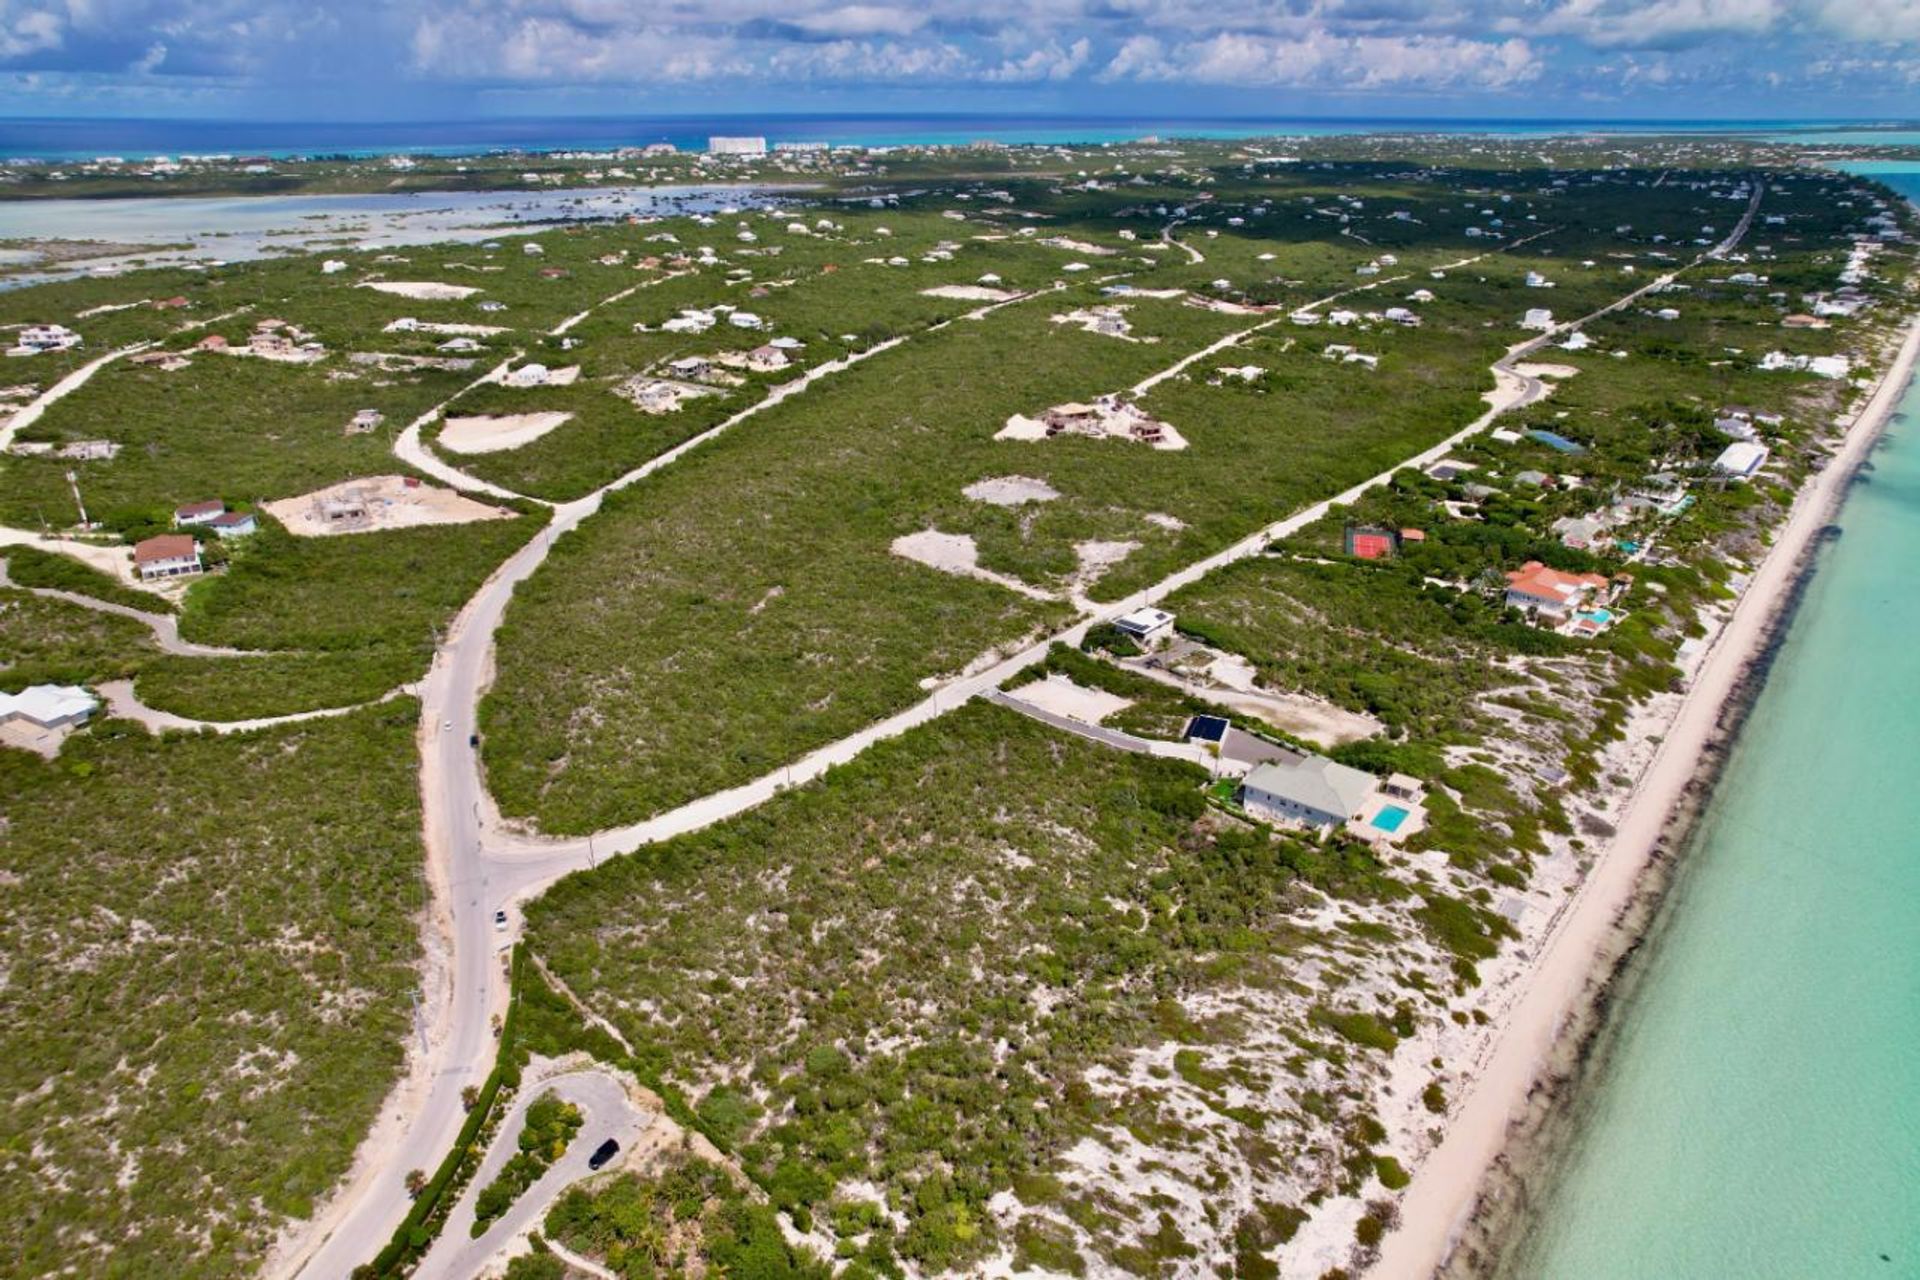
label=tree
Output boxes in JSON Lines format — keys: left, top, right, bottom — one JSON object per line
{"left": 404, "top": 1168, "right": 427, "bottom": 1198}
{"left": 462, "top": 1084, "right": 481, "bottom": 1111}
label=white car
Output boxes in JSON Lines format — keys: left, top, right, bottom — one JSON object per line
{"left": 493, "top": 909, "right": 508, "bottom": 931}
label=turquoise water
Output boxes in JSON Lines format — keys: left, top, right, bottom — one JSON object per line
{"left": 1501, "top": 292, "right": 1920, "bottom": 1273}
{"left": 1371, "top": 805, "right": 1410, "bottom": 833}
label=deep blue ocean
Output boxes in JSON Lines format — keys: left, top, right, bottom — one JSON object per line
{"left": 0, "top": 115, "right": 1903, "bottom": 161}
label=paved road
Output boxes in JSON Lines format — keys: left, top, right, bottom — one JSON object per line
{"left": 411, "top": 1070, "right": 651, "bottom": 1280}
{"left": 278, "top": 196, "right": 1767, "bottom": 1278}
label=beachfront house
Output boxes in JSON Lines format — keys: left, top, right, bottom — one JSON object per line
{"left": 1713, "top": 442, "right": 1771, "bottom": 479}
{"left": 134, "top": 534, "right": 203, "bottom": 581}
{"left": 1113, "top": 607, "right": 1176, "bottom": 646}
{"left": 1503, "top": 560, "right": 1613, "bottom": 621}
{"left": 1239, "top": 756, "right": 1379, "bottom": 834}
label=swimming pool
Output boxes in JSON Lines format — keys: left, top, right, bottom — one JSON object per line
{"left": 1370, "top": 805, "right": 1410, "bottom": 833}
{"left": 1580, "top": 608, "right": 1615, "bottom": 625}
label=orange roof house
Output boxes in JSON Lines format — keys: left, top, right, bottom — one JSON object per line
{"left": 1503, "top": 560, "right": 1611, "bottom": 616}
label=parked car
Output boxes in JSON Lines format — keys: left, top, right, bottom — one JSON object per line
{"left": 469, "top": 733, "right": 480, "bottom": 747}
{"left": 588, "top": 1138, "right": 619, "bottom": 1170}
{"left": 493, "top": 909, "right": 508, "bottom": 931}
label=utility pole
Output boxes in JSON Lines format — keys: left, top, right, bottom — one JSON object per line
{"left": 587, "top": 832, "right": 596, "bottom": 869}
{"left": 65, "top": 470, "right": 89, "bottom": 529}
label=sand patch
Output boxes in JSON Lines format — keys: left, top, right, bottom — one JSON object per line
{"left": 889, "top": 529, "right": 1054, "bottom": 601}
{"left": 1144, "top": 512, "right": 1187, "bottom": 531}
{"left": 383, "top": 318, "right": 507, "bottom": 336}
{"left": 963, "top": 475, "right": 1060, "bottom": 506}
{"left": 1008, "top": 673, "right": 1132, "bottom": 726}
{"left": 1512, "top": 361, "right": 1581, "bottom": 379}
{"left": 921, "top": 285, "right": 1020, "bottom": 301}
{"left": 997, "top": 399, "right": 1188, "bottom": 451}
{"left": 262, "top": 475, "right": 511, "bottom": 536}
{"left": 1072, "top": 539, "right": 1139, "bottom": 591}
{"left": 1038, "top": 236, "right": 1117, "bottom": 256}
{"left": 439, "top": 412, "right": 575, "bottom": 454}
{"left": 359, "top": 281, "right": 481, "bottom": 301}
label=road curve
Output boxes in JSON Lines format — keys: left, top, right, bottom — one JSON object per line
{"left": 411, "top": 1069, "right": 652, "bottom": 1280}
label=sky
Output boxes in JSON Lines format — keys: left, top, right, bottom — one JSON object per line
{"left": 0, "top": 0, "right": 1915, "bottom": 122}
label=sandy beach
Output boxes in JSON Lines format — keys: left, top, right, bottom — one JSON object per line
{"left": 1370, "top": 310, "right": 1920, "bottom": 1279}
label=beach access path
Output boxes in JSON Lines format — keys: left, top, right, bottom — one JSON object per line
{"left": 1370, "top": 309, "right": 1920, "bottom": 1279}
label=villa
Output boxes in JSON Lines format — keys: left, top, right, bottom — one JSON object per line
{"left": 1239, "top": 756, "right": 1379, "bottom": 834}
{"left": 1504, "top": 560, "right": 1622, "bottom": 627}
{"left": 1713, "top": 441, "right": 1771, "bottom": 479}
{"left": 134, "top": 534, "right": 203, "bottom": 580}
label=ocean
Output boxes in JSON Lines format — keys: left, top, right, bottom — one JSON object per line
{"left": 0, "top": 115, "right": 1894, "bottom": 162}
{"left": 1497, "top": 167, "right": 1920, "bottom": 1278}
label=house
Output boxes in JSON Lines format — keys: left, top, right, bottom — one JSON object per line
{"left": 1713, "top": 442, "right": 1771, "bottom": 479}
{"left": 134, "top": 534, "right": 202, "bottom": 580}
{"left": 1239, "top": 756, "right": 1379, "bottom": 832}
{"left": 1552, "top": 513, "right": 1611, "bottom": 550}
{"left": 195, "top": 334, "right": 230, "bottom": 351}
{"left": 745, "top": 345, "right": 789, "bottom": 373}
{"left": 503, "top": 363, "right": 550, "bottom": 387}
{"left": 1559, "top": 331, "right": 1593, "bottom": 351}
{"left": 1504, "top": 561, "right": 1611, "bottom": 618}
{"left": 1113, "top": 607, "right": 1176, "bottom": 646}
{"left": 1625, "top": 472, "right": 1689, "bottom": 515}
{"left": 174, "top": 500, "right": 225, "bottom": 526}
{"left": 667, "top": 356, "right": 711, "bottom": 379}
{"left": 250, "top": 330, "right": 295, "bottom": 357}
{"left": 208, "top": 511, "right": 257, "bottom": 539}
{"left": 1520, "top": 308, "right": 1555, "bottom": 331}
{"left": 1383, "top": 773, "right": 1423, "bottom": 802}
{"left": 17, "top": 324, "right": 81, "bottom": 352}
{"left": 0, "top": 683, "right": 97, "bottom": 729}
{"left": 153, "top": 296, "right": 190, "bottom": 310}
{"left": 1382, "top": 307, "right": 1421, "bottom": 326}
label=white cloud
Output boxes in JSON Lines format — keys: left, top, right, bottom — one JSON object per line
{"left": 788, "top": 5, "right": 929, "bottom": 38}
{"left": 1102, "top": 29, "right": 1541, "bottom": 89}
{"left": 986, "top": 37, "right": 1091, "bottom": 81}
{"left": 0, "top": 5, "right": 63, "bottom": 59}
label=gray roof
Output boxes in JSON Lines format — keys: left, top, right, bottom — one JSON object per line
{"left": 1243, "top": 756, "right": 1378, "bottom": 820}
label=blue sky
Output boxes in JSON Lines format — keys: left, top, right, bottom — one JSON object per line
{"left": 0, "top": 0, "right": 1915, "bottom": 120}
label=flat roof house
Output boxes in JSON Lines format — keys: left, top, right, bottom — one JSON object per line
{"left": 1714, "top": 442, "right": 1770, "bottom": 478}
{"left": 1240, "top": 756, "right": 1379, "bottom": 832}
{"left": 134, "top": 534, "right": 202, "bottom": 580}
{"left": 1113, "top": 607, "right": 1175, "bottom": 645}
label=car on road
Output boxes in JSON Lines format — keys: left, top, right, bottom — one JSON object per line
{"left": 443, "top": 719, "right": 453, "bottom": 731}
{"left": 493, "top": 908, "right": 508, "bottom": 931}
{"left": 588, "top": 1138, "right": 619, "bottom": 1170}
{"left": 469, "top": 733, "right": 479, "bottom": 747}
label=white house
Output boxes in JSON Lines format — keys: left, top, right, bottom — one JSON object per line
{"left": 1521, "top": 308, "right": 1555, "bottom": 331}
{"left": 503, "top": 363, "right": 550, "bottom": 387}
{"left": 1714, "top": 442, "right": 1771, "bottom": 479}
{"left": 1239, "top": 756, "right": 1379, "bottom": 832}
{"left": 209, "top": 511, "right": 257, "bottom": 539}
{"left": 709, "top": 136, "right": 769, "bottom": 156}
{"left": 15, "top": 324, "right": 81, "bottom": 353}
{"left": 134, "top": 534, "right": 202, "bottom": 580}
{"left": 174, "top": 500, "right": 225, "bottom": 526}
{"left": 0, "top": 683, "right": 97, "bottom": 731}
{"left": 1113, "top": 607, "right": 1175, "bottom": 645}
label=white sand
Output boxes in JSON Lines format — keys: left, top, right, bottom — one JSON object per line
{"left": 921, "top": 285, "right": 1020, "bottom": 301}
{"left": 1071, "top": 539, "right": 1139, "bottom": 590}
{"left": 1512, "top": 361, "right": 1581, "bottom": 379}
{"left": 963, "top": 475, "right": 1060, "bottom": 506}
{"left": 889, "top": 529, "right": 1056, "bottom": 601}
{"left": 1373, "top": 314, "right": 1920, "bottom": 1277}
{"left": 1038, "top": 236, "right": 1117, "bottom": 256}
{"left": 262, "top": 475, "right": 513, "bottom": 536}
{"left": 359, "top": 281, "right": 482, "bottom": 301}
{"left": 383, "top": 319, "right": 507, "bottom": 336}
{"left": 1008, "top": 673, "right": 1132, "bottom": 725}
{"left": 439, "top": 412, "right": 575, "bottom": 455}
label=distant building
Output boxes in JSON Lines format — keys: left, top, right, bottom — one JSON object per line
{"left": 134, "top": 534, "right": 203, "bottom": 580}
{"left": 709, "top": 136, "right": 769, "bottom": 156}
{"left": 1520, "top": 308, "right": 1555, "bottom": 331}
{"left": 174, "top": 500, "right": 225, "bottom": 526}
{"left": 1239, "top": 756, "right": 1379, "bottom": 832}
{"left": 15, "top": 324, "right": 81, "bottom": 353}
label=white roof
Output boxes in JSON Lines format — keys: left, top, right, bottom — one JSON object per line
{"left": 0, "top": 683, "right": 97, "bottom": 726}
{"left": 1244, "top": 756, "right": 1378, "bottom": 820}
{"left": 1714, "top": 442, "right": 1770, "bottom": 475}
{"left": 1116, "top": 607, "right": 1174, "bottom": 632}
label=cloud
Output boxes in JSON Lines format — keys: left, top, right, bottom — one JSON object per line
{"left": 0, "top": 6, "right": 64, "bottom": 59}
{"left": 1101, "top": 29, "right": 1542, "bottom": 89}
{"left": 986, "top": 37, "right": 1091, "bottom": 80}
{"left": 787, "top": 5, "right": 929, "bottom": 38}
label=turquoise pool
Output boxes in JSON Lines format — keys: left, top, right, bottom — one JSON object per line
{"left": 1371, "top": 805, "right": 1410, "bottom": 833}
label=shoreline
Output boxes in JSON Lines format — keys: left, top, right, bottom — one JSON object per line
{"left": 1368, "top": 309, "right": 1920, "bottom": 1279}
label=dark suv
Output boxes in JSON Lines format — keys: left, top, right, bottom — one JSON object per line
{"left": 588, "top": 1138, "right": 619, "bottom": 1170}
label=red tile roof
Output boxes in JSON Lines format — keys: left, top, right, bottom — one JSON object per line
{"left": 1505, "top": 560, "right": 1609, "bottom": 603}
{"left": 134, "top": 534, "right": 197, "bottom": 564}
